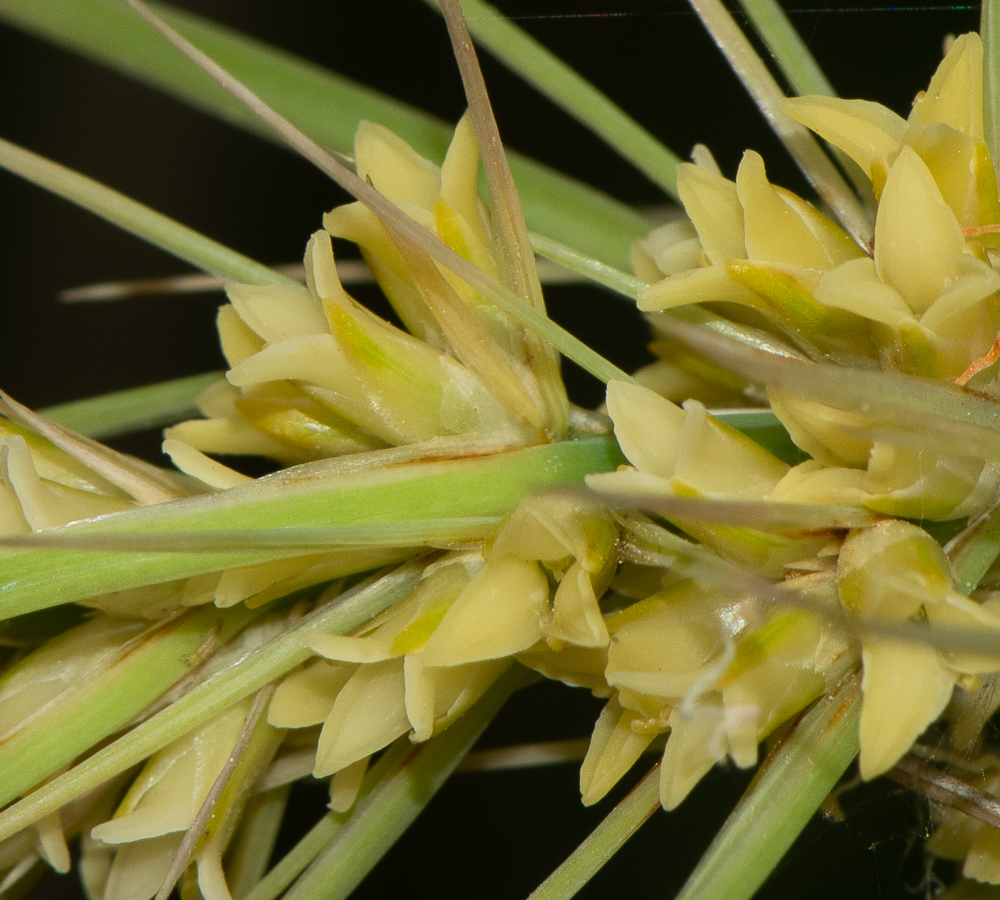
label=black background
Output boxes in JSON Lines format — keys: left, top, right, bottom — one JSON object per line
{"left": 0, "top": 1, "right": 983, "bottom": 898}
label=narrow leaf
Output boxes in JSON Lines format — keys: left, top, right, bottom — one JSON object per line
{"left": 688, "top": 0, "right": 872, "bottom": 246}
{"left": 528, "top": 765, "right": 661, "bottom": 900}
{"left": 0, "top": 565, "right": 420, "bottom": 842}
{"left": 674, "top": 665, "right": 861, "bottom": 900}
{"left": 737, "top": 0, "right": 835, "bottom": 98}
{"left": 427, "top": 0, "right": 681, "bottom": 198}
{"left": 40, "top": 371, "right": 223, "bottom": 439}
{"left": 0, "top": 519, "right": 500, "bottom": 552}
{"left": 659, "top": 317, "right": 1000, "bottom": 460}
{"left": 0, "top": 135, "right": 291, "bottom": 288}
{"left": 0, "top": 0, "right": 649, "bottom": 269}
{"left": 124, "top": 0, "right": 633, "bottom": 387}
{"left": 0, "top": 390, "right": 190, "bottom": 505}
{"left": 281, "top": 666, "right": 531, "bottom": 900}
{"left": 440, "top": 0, "right": 543, "bottom": 310}
{"left": 0, "top": 437, "right": 624, "bottom": 618}
{"left": 985, "top": 0, "right": 1000, "bottom": 179}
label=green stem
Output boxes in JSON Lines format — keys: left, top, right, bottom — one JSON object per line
{"left": 0, "top": 602, "right": 260, "bottom": 809}
{"left": 737, "top": 0, "right": 835, "bottom": 98}
{"left": 242, "top": 738, "right": 412, "bottom": 900}
{"left": 948, "top": 504, "right": 1000, "bottom": 596}
{"left": 227, "top": 784, "right": 292, "bottom": 900}
{"left": 282, "top": 666, "right": 531, "bottom": 900}
{"left": 0, "top": 0, "right": 649, "bottom": 269}
{"left": 984, "top": 0, "right": 1000, "bottom": 180}
{"left": 674, "top": 667, "right": 861, "bottom": 900}
{"left": 527, "top": 764, "right": 661, "bottom": 900}
{"left": 0, "top": 136, "right": 291, "bottom": 287}
{"left": 0, "top": 564, "right": 421, "bottom": 842}
{"left": 0, "top": 437, "right": 624, "bottom": 618}
{"left": 688, "top": 0, "right": 872, "bottom": 246}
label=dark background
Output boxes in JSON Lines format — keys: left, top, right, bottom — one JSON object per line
{"left": 0, "top": 1, "right": 981, "bottom": 898}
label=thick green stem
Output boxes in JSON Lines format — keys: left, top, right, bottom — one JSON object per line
{"left": 282, "top": 666, "right": 531, "bottom": 900}
{"left": 428, "top": 0, "right": 681, "bottom": 198}
{"left": 674, "top": 668, "right": 861, "bottom": 900}
{"left": 0, "top": 564, "right": 420, "bottom": 841}
{"left": 985, "top": 0, "right": 1000, "bottom": 180}
{"left": 0, "top": 437, "right": 624, "bottom": 618}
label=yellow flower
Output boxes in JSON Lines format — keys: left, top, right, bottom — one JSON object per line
{"left": 580, "top": 576, "right": 839, "bottom": 809}
{"left": 587, "top": 381, "right": 828, "bottom": 576}
{"left": 838, "top": 520, "right": 1000, "bottom": 779}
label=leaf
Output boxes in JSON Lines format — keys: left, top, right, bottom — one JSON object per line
{"left": 687, "top": 0, "right": 872, "bottom": 246}
{"left": 0, "top": 391, "right": 191, "bottom": 505}
{"left": 426, "top": 0, "right": 681, "bottom": 198}
{"left": 673, "top": 664, "right": 861, "bottom": 900}
{"left": 0, "top": 565, "right": 420, "bottom": 843}
{"left": 0, "top": 0, "right": 648, "bottom": 269}
{"left": 0, "top": 436, "right": 624, "bottom": 618}
{"left": 40, "top": 372, "right": 224, "bottom": 440}
{"left": 124, "top": 0, "right": 635, "bottom": 388}
{"left": 0, "top": 135, "right": 290, "bottom": 288}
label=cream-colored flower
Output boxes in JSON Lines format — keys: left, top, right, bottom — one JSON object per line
{"left": 325, "top": 114, "right": 568, "bottom": 438}
{"left": 587, "top": 381, "right": 829, "bottom": 576}
{"left": 171, "top": 114, "right": 569, "bottom": 469}
{"left": 837, "top": 520, "right": 1000, "bottom": 779}
{"left": 579, "top": 576, "right": 838, "bottom": 809}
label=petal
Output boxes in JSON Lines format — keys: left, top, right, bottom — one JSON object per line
{"left": 314, "top": 658, "right": 409, "bottom": 777}
{"left": 353, "top": 119, "right": 441, "bottom": 208}
{"left": 783, "top": 95, "right": 906, "bottom": 198}
{"left": 909, "top": 33, "right": 984, "bottom": 140}
{"left": 603, "top": 380, "right": 684, "bottom": 478}
{"left": 814, "top": 258, "right": 911, "bottom": 328}
{"left": 857, "top": 639, "right": 954, "bottom": 779}
{"left": 736, "top": 150, "right": 861, "bottom": 269}
{"left": 659, "top": 705, "right": 724, "bottom": 809}
{"left": 419, "top": 557, "right": 549, "bottom": 666}
{"left": 676, "top": 162, "right": 745, "bottom": 265}
{"left": 875, "top": 146, "right": 966, "bottom": 315}
{"left": 580, "top": 697, "right": 659, "bottom": 806}
{"left": 546, "top": 562, "right": 609, "bottom": 649}
{"left": 637, "top": 264, "right": 756, "bottom": 312}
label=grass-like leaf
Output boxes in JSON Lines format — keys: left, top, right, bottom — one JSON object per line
{"left": 0, "top": 564, "right": 421, "bottom": 842}
{"left": 0, "top": 135, "right": 291, "bottom": 288}
{"left": 0, "top": 601, "right": 260, "bottom": 810}
{"left": 660, "top": 316, "right": 1000, "bottom": 460}
{"left": 984, "top": 0, "right": 1000, "bottom": 176}
{"left": 426, "top": 0, "right": 681, "bottom": 198}
{"left": 688, "top": 0, "right": 872, "bottom": 246}
{"left": 40, "top": 371, "right": 223, "bottom": 439}
{"left": 0, "top": 437, "right": 624, "bottom": 618}
{"left": 280, "top": 666, "right": 530, "bottom": 900}
{"left": 527, "top": 764, "right": 661, "bottom": 900}
{"left": 673, "top": 663, "right": 861, "bottom": 900}
{"left": 737, "top": 0, "right": 835, "bottom": 98}
{"left": 0, "top": 0, "right": 649, "bottom": 269}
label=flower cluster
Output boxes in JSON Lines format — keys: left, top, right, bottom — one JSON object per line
{"left": 4, "top": 7, "right": 1000, "bottom": 900}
